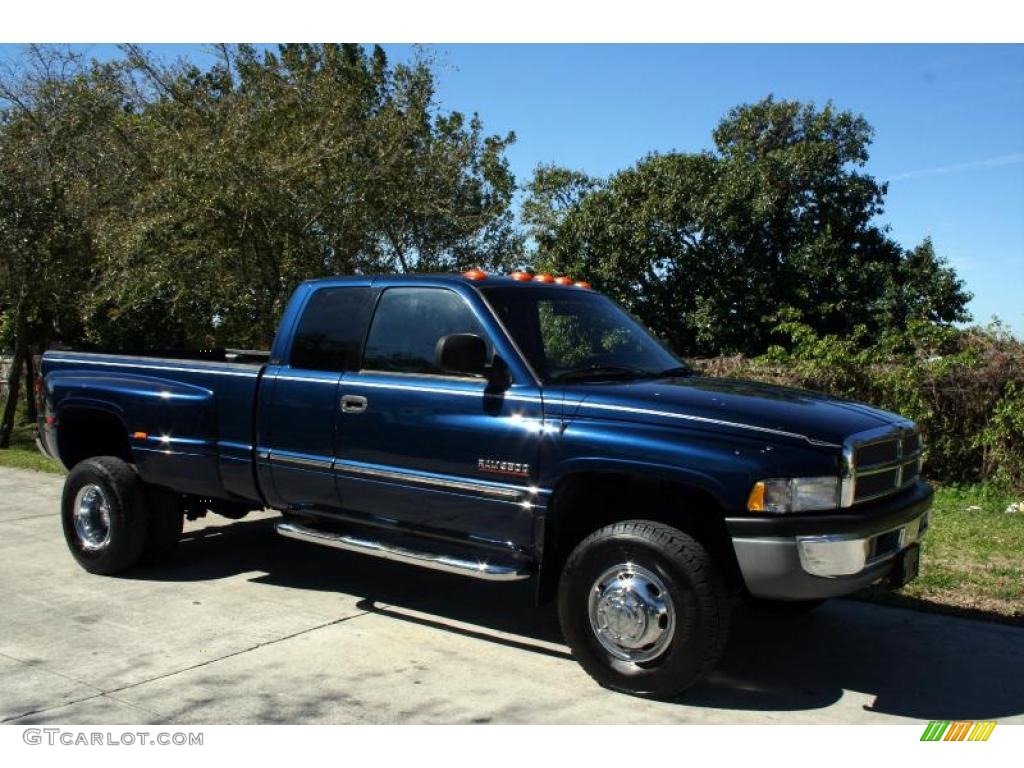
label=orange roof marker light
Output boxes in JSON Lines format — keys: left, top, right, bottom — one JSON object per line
{"left": 574, "top": 281, "right": 592, "bottom": 289}
{"left": 463, "top": 268, "right": 488, "bottom": 281}
{"left": 533, "top": 273, "right": 555, "bottom": 283}
{"left": 508, "top": 271, "right": 532, "bottom": 281}
{"left": 554, "top": 276, "right": 574, "bottom": 285}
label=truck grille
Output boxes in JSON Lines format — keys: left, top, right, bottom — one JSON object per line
{"left": 842, "top": 424, "right": 923, "bottom": 507}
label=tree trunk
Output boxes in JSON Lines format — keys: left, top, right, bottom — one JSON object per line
{"left": 23, "top": 347, "right": 37, "bottom": 424}
{"left": 0, "top": 305, "right": 27, "bottom": 449}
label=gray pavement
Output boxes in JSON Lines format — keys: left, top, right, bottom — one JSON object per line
{"left": 1, "top": 465, "right": 1022, "bottom": 725}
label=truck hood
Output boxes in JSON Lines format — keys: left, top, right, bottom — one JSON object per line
{"left": 556, "top": 376, "right": 908, "bottom": 447}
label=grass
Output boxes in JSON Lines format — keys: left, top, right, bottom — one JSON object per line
{"left": 0, "top": 413, "right": 63, "bottom": 473}
{"left": 858, "top": 483, "right": 1024, "bottom": 625}
{"left": 0, "top": 409, "right": 1020, "bottom": 624}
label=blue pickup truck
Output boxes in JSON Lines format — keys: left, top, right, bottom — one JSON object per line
{"left": 38, "top": 271, "right": 932, "bottom": 697}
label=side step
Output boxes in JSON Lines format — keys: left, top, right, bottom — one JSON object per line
{"left": 276, "top": 520, "right": 534, "bottom": 582}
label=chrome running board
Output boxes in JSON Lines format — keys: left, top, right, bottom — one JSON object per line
{"left": 276, "top": 520, "right": 533, "bottom": 582}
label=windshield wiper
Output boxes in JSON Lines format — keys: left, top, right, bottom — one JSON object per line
{"left": 552, "top": 365, "right": 653, "bottom": 383}
{"left": 655, "top": 366, "right": 693, "bottom": 378}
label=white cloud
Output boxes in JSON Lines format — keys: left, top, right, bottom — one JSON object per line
{"left": 887, "top": 153, "right": 1024, "bottom": 182}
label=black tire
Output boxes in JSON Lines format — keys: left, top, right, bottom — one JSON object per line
{"left": 61, "top": 456, "right": 148, "bottom": 575}
{"left": 558, "top": 520, "right": 730, "bottom": 699}
{"left": 141, "top": 487, "right": 184, "bottom": 565}
{"left": 749, "top": 597, "right": 827, "bottom": 615}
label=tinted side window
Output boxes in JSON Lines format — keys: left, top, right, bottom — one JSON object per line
{"left": 363, "top": 288, "right": 488, "bottom": 375}
{"left": 290, "top": 287, "right": 373, "bottom": 372}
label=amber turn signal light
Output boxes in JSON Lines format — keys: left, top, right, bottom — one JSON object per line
{"left": 463, "top": 268, "right": 488, "bottom": 281}
{"left": 746, "top": 481, "right": 766, "bottom": 512}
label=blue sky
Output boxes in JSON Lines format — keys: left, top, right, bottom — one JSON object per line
{"left": 18, "top": 44, "right": 1024, "bottom": 335}
{"left": 402, "top": 44, "right": 1024, "bottom": 335}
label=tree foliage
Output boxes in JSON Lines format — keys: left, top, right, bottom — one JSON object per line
{"left": 526, "top": 96, "right": 972, "bottom": 356}
{"left": 0, "top": 46, "right": 101, "bottom": 443}
{"left": 0, "top": 43, "right": 521, "bottom": 354}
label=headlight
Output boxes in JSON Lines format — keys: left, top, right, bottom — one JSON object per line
{"left": 747, "top": 477, "right": 840, "bottom": 513}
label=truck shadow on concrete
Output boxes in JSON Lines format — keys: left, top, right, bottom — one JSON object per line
{"left": 133, "top": 515, "right": 1024, "bottom": 721}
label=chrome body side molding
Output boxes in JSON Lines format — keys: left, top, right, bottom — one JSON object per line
{"left": 261, "top": 450, "right": 535, "bottom": 502}
{"left": 334, "top": 460, "right": 527, "bottom": 501}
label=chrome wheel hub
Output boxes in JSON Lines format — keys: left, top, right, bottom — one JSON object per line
{"left": 73, "top": 484, "right": 112, "bottom": 551}
{"left": 588, "top": 562, "right": 675, "bottom": 663}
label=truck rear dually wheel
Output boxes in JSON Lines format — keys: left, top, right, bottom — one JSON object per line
{"left": 558, "top": 520, "right": 730, "bottom": 699}
{"left": 62, "top": 456, "right": 149, "bottom": 574}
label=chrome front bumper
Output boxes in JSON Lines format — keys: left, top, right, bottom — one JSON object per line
{"left": 797, "top": 509, "right": 929, "bottom": 577}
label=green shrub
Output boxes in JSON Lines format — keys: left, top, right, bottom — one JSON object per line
{"left": 979, "top": 382, "right": 1024, "bottom": 491}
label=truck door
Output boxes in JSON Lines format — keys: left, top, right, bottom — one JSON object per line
{"left": 258, "top": 285, "right": 374, "bottom": 511}
{"left": 332, "top": 285, "right": 547, "bottom": 550}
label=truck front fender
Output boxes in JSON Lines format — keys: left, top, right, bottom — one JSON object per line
{"left": 548, "top": 456, "right": 728, "bottom": 507}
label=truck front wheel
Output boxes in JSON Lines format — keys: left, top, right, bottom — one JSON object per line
{"left": 558, "top": 520, "right": 730, "bottom": 699}
{"left": 61, "top": 456, "right": 148, "bottom": 574}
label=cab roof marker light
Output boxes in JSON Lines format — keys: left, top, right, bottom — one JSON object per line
{"left": 574, "top": 281, "right": 592, "bottom": 289}
{"left": 554, "top": 276, "right": 574, "bottom": 285}
{"left": 533, "top": 273, "right": 555, "bottom": 283}
{"left": 508, "top": 271, "right": 532, "bottom": 281}
{"left": 463, "top": 268, "right": 488, "bottom": 281}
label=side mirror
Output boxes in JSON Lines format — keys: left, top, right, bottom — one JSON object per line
{"left": 436, "top": 334, "right": 488, "bottom": 377}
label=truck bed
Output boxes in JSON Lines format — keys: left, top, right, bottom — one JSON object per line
{"left": 39, "top": 350, "right": 268, "bottom": 505}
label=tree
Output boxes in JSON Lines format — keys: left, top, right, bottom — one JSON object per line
{"left": 0, "top": 43, "right": 523, "bottom": 446}
{"left": 85, "top": 44, "right": 521, "bottom": 348}
{"left": 526, "top": 96, "right": 972, "bottom": 356}
{"left": 0, "top": 46, "right": 99, "bottom": 445}
{"left": 522, "top": 164, "right": 598, "bottom": 253}
{"left": 882, "top": 237, "right": 971, "bottom": 329}
{"left": 0, "top": 44, "right": 522, "bottom": 362}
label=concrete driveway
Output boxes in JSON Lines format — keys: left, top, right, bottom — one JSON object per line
{"left": 1, "top": 465, "right": 1022, "bottom": 725}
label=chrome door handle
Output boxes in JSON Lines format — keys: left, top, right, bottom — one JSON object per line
{"left": 340, "top": 394, "right": 368, "bottom": 414}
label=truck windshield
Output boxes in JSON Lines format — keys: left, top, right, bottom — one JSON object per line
{"left": 481, "top": 285, "right": 688, "bottom": 383}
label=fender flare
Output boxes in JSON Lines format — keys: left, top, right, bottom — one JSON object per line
{"left": 545, "top": 456, "right": 729, "bottom": 509}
